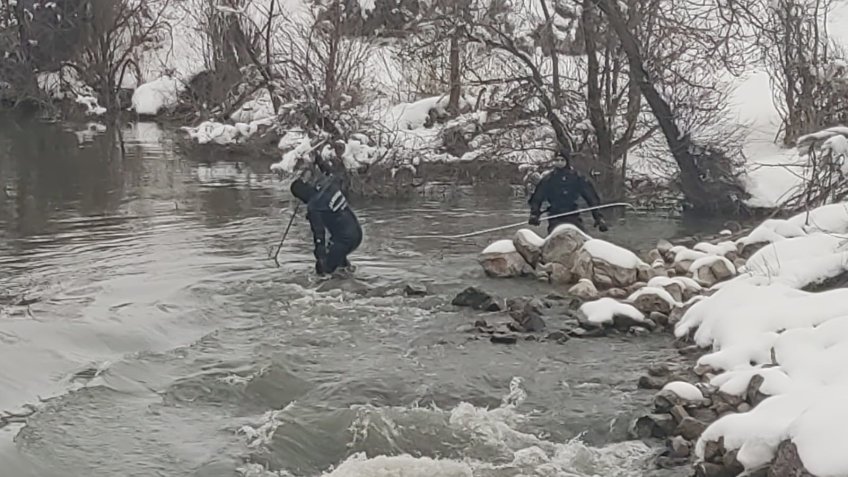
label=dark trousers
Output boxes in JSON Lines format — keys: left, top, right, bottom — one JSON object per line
{"left": 324, "top": 220, "right": 362, "bottom": 274}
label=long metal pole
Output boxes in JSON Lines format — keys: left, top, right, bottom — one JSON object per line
{"left": 273, "top": 202, "right": 301, "bottom": 267}
{"left": 403, "top": 202, "right": 634, "bottom": 240}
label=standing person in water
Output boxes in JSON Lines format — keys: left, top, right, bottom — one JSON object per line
{"left": 290, "top": 165, "right": 362, "bottom": 277}
{"left": 528, "top": 148, "right": 609, "bottom": 235}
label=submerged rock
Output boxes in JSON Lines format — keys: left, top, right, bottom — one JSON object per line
{"left": 452, "top": 287, "right": 502, "bottom": 311}
{"left": 668, "top": 435, "right": 692, "bottom": 458}
{"left": 674, "top": 416, "right": 707, "bottom": 440}
{"left": 632, "top": 414, "right": 676, "bottom": 439}
{"left": 490, "top": 334, "right": 519, "bottom": 345}
{"left": 404, "top": 283, "right": 428, "bottom": 296}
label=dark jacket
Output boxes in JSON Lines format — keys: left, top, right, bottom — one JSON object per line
{"left": 528, "top": 167, "right": 604, "bottom": 223}
{"left": 294, "top": 175, "right": 362, "bottom": 274}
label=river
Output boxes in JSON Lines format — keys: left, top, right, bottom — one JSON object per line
{"left": 0, "top": 118, "right": 717, "bottom": 477}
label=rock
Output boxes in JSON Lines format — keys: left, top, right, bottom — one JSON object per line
{"left": 704, "top": 438, "right": 724, "bottom": 463}
{"left": 568, "top": 279, "right": 599, "bottom": 301}
{"left": 636, "top": 264, "right": 659, "bottom": 282}
{"left": 737, "top": 403, "right": 752, "bottom": 413}
{"left": 647, "top": 248, "right": 664, "bottom": 264}
{"left": 518, "top": 314, "right": 546, "bottom": 332}
{"left": 479, "top": 240, "right": 534, "bottom": 278}
{"left": 546, "top": 262, "right": 574, "bottom": 285}
{"left": 674, "top": 416, "right": 707, "bottom": 440}
{"left": 670, "top": 405, "right": 690, "bottom": 424}
{"left": 714, "top": 391, "right": 744, "bottom": 407}
{"left": 631, "top": 414, "right": 676, "bottom": 439}
{"left": 629, "top": 326, "right": 650, "bottom": 336}
{"left": 733, "top": 257, "right": 747, "bottom": 270}
{"left": 604, "top": 288, "right": 628, "bottom": 299}
{"left": 569, "top": 326, "right": 606, "bottom": 338}
{"left": 490, "top": 334, "right": 518, "bottom": 345}
{"left": 655, "top": 456, "right": 691, "bottom": 469}
{"left": 692, "top": 256, "right": 737, "bottom": 287}
{"left": 657, "top": 239, "right": 674, "bottom": 258}
{"left": 653, "top": 387, "right": 706, "bottom": 413}
{"left": 571, "top": 240, "right": 644, "bottom": 289}
{"left": 514, "top": 228, "right": 545, "bottom": 268}
{"left": 668, "top": 306, "right": 688, "bottom": 327}
{"left": 746, "top": 374, "right": 768, "bottom": 406}
{"left": 678, "top": 345, "right": 703, "bottom": 357}
{"left": 629, "top": 287, "right": 674, "bottom": 315}
{"left": 625, "top": 281, "right": 648, "bottom": 296}
{"left": 404, "top": 283, "right": 428, "bottom": 296}
{"left": 713, "top": 400, "right": 736, "bottom": 417}
{"left": 722, "top": 449, "right": 744, "bottom": 475}
{"left": 452, "top": 287, "right": 502, "bottom": 311}
{"left": 668, "top": 435, "right": 691, "bottom": 458}
{"left": 691, "top": 408, "right": 719, "bottom": 422}
{"left": 769, "top": 441, "right": 815, "bottom": 477}
{"left": 650, "top": 311, "right": 670, "bottom": 328}
{"left": 695, "top": 462, "right": 735, "bottom": 477}
{"left": 638, "top": 375, "right": 669, "bottom": 390}
{"left": 648, "top": 364, "right": 670, "bottom": 377}
{"left": 541, "top": 224, "right": 588, "bottom": 267}
{"left": 613, "top": 314, "right": 654, "bottom": 332}
{"left": 545, "top": 330, "right": 570, "bottom": 343}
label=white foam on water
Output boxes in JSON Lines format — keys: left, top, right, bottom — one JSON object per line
{"left": 240, "top": 377, "right": 659, "bottom": 477}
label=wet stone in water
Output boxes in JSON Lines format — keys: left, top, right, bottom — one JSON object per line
{"left": 490, "top": 334, "right": 519, "bottom": 345}
{"left": 404, "top": 283, "right": 428, "bottom": 296}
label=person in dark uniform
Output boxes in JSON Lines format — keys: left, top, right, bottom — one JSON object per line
{"left": 528, "top": 150, "right": 609, "bottom": 235}
{"left": 291, "top": 172, "right": 362, "bottom": 276}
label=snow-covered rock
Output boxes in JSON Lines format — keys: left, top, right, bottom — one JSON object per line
{"left": 132, "top": 76, "right": 182, "bottom": 116}
{"left": 690, "top": 256, "right": 737, "bottom": 287}
{"left": 672, "top": 204, "right": 848, "bottom": 475}
{"left": 628, "top": 286, "right": 679, "bottom": 315}
{"left": 478, "top": 240, "right": 532, "bottom": 278}
{"left": 540, "top": 224, "right": 589, "bottom": 268}
{"left": 513, "top": 228, "right": 544, "bottom": 268}
{"left": 580, "top": 297, "right": 647, "bottom": 328}
{"left": 572, "top": 239, "right": 648, "bottom": 289}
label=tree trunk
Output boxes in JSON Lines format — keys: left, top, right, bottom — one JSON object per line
{"left": 448, "top": 32, "right": 462, "bottom": 115}
{"left": 582, "top": 0, "right": 615, "bottom": 194}
{"left": 325, "top": 0, "right": 341, "bottom": 109}
{"left": 538, "top": 0, "right": 561, "bottom": 104}
{"left": 595, "top": 0, "right": 741, "bottom": 214}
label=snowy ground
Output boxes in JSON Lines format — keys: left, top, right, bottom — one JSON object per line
{"left": 673, "top": 203, "right": 848, "bottom": 474}
{"left": 728, "top": 2, "right": 848, "bottom": 209}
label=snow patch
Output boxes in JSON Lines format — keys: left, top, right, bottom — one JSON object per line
{"left": 582, "top": 239, "right": 645, "bottom": 269}
{"left": 661, "top": 381, "right": 704, "bottom": 402}
{"left": 580, "top": 298, "right": 645, "bottom": 325}
{"left": 482, "top": 240, "right": 517, "bottom": 255}
{"left": 132, "top": 76, "right": 183, "bottom": 116}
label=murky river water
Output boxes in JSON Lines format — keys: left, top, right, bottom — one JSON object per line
{"left": 0, "top": 119, "right": 717, "bottom": 477}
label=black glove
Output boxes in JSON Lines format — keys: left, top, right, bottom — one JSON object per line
{"left": 529, "top": 214, "right": 541, "bottom": 226}
{"left": 595, "top": 218, "right": 609, "bottom": 232}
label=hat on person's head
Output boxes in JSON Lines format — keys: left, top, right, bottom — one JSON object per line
{"left": 291, "top": 179, "right": 317, "bottom": 204}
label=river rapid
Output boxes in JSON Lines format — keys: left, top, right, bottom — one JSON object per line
{"left": 0, "top": 119, "right": 717, "bottom": 477}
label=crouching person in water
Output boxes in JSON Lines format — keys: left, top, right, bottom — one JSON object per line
{"left": 528, "top": 149, "right": 609, "bottom": 235}
{"left": 290, "top": 175, "right": 362, "bottom": 276}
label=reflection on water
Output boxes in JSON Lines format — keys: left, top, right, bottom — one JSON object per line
{"left": 0, "top": 118, "right": 703, "bottom": 477}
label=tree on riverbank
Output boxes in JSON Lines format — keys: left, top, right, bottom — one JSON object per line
{"left": 1, "top": 0, "right": 847, "bottom": 215}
